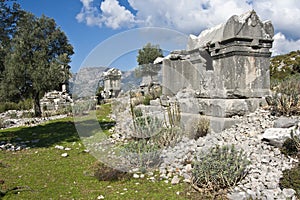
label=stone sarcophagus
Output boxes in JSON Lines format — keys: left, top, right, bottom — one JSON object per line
{"left": 103, "top": 68, "right": 122, "bottom": 98}
{"left": 162, "top": 11, "right": 274, "bottom": 132}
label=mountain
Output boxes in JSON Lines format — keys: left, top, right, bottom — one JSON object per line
{"left": 69, "top": 67, "right": 108, "bottom": 97}
{"left": 69, "top": 67, "right": 142, "bottom": 97}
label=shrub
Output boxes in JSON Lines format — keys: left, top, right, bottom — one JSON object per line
{"left": 281, "top": 125, "right": 300, "bottom": 157}
{"left": 18, "top": 99, "right": 33, "bottom": 110}
{"left": 119, "top": 139, "right": 161, "bottom": 172}
{"left": 291, "top": 127, "right": 300, "bottom": 153}
{"left": 142, "top": 94, "right": 152, "bottom": 105}
{"left": 151, "top": 127, "right": 182, "bottom": 148}
{"left": 21, "top": 111, "right": 35, "bottom": 118}
{"left": 188, "top": 117, "right": 210, "bottom": 140}
{"left": 266, "top": 75, "right": 300, "bottom": 116}
{"left": 0, "top": 99, "right": 33, "bottom": 113}
{"left": 192, "top": 145, "right": 250, "bottom": 191}
{"left": 282, "top": 138, "right": 299, "bottom": 156}
{"left": 131, "top": 115, "right": 164, "bottom": 139}
{"left": 280, "top": 164, "right": 300, "bottom": 198}
{"left": 133, "top": 107, "right": 143, "bottom": 118}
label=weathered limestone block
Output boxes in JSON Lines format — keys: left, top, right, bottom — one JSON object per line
{"left": 163, "top": 10, "right": 273, "bottom": 99}
{"left": 187, "top": 10, "right": 273, "bottom": 51}
{"left": 197, "top": 98, "right": 261, "bottom": 118}
{"left": 161, "top": 10, "right": 273, "bottom": 132}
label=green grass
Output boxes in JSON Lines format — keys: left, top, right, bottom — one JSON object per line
{"left": 0, "top": 104, "right": 203, "bottom": 200}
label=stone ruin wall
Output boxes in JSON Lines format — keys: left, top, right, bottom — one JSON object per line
{"left": 162, "top": 11, "right": 274, "bottom": 132}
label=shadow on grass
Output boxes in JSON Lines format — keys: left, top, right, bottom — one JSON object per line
{"left": 0, "top": 118, "right": 116, "bottom": 148}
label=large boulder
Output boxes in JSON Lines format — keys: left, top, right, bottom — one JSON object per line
{"left": 262, "top": 127, "right": 295, "bottom": 148}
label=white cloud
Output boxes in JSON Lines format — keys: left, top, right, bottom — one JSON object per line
{"left": 76, "top": 0, "right": 135, "bottom": 29}
{"left": 272, "top": 32, "right": 300, "bottom": 56}
{"left": 128, "top": 0, "right": 252, "bottom": 34}
{"left": 76, "top": 0, "right": 300, "bottom": 54}
{"left": 252, "top": 0, "right": 300, "bottom": 38}
{"left": 100, "top": 0, "right": 135, "bottom": 29}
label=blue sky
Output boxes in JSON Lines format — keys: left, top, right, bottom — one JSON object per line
{"left": 18, "top": 0, "right": 300, "bottom": 73}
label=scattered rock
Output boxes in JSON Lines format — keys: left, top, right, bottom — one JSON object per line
{"left": 97, "top": 195, "right": 105, "bottom": 199}
{"left": 55, "top": 145, "right": 64, "bottom": 150}
{"left": 171, "top": 175, "right": 180, "bottom": 185}
{"left": 282, "top": 188, "right": 296, "bottom": 198}
{"left": 157, "top": 109, "right": 299, "bottom": 199}
{"left": 61, "top": 153, "right": 68, "bottom": 157}
{"left": 133, "top": 174, "right": 139, "bottom": 179}
{"left": 227, "top": 191, "right": 248, "bottom": 200}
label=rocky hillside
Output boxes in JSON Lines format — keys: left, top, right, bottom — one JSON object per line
{"left": 69, "top": 67, "right": 108, "bottom": 97}
{"left": 271, "top": 50, "right": 300, "bottom": 80}
{"left": 69, "top": 67, "right": 142, "bottom": 97}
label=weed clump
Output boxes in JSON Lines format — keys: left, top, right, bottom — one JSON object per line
{"left": 188, "top": 117, "right": 210, "bottom": 140}
{"left": 266, "top": 75, "right": 300, "bottom": 116}
{"left": 281, "top": 125, "right": 300, "bottom": 157}
{"left": 192, "top": 145, "right": 250, "bottom": 192}
{"left": 280, "top": 164, "right": 300, "bottom": 198}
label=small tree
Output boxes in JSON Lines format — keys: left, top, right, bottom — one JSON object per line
{"left": 135, "top": 43, "right": 163, "bottom": 82}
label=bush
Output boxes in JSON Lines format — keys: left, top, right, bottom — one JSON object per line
{"left": 151, "top": 127, "right": 182, "bottom": 148}
{"left": 119, "top": 139, "right": 161, "bottom": 172}
{"left": 21, "top": 111, "right": 35, "bottom": 118}
{"left": 188, "top": 117, "right": 210, "bottom": 140}
{"left": 282, "top": 138, "right": 299, "bottom": 156}
{"left": 266, "top": 75, "right": 300, "bottom": 116}
{"left": 192, "top": 145, "right": 250, "bottom": 191}
{"left": 142, "top": 94, "right": 152, "bottom": 105}
{"left": 0, "top": 99, "right": 32, "bottom": 113}
{"left": 281, "top": 125, "right": 300, "bottom": 157}
{"left": 133, "top": 107, "right": 143, "bottom": 118}
{"left": 280, "top": 164, "right": 300, "bottom": 198}
{"left": 18, "top": 99, "right": 33, "bottom": 110}
{"left": 131, "top": 115, "right": 164, "bottom": 139}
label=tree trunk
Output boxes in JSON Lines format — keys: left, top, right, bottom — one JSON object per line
{"left": 33, "top": 91, "right": 42, "bottom": 117}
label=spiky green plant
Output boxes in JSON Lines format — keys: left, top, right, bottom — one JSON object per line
{"left": 267, "top": 75, "right": 300, "bottom": 116}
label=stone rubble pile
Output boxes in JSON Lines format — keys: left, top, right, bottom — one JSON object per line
{"left": 0, "top": 138, "right": 41, "bottom": 151}
{"left": 40, "top": 90, "right": 73, "bottom": 111}
{"left": 157, "top": 109, "right": 299, "bottom": 200}
{"left": 0, "top": 114, "right": 67, "bottom": 129}
{"left": 0, "top": 142, "right": 29, "bottom": 151}
{"left": 102, "top": 101, "right": 299, "bottom": 199}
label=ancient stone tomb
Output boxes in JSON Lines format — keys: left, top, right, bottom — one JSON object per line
{"left": 161, "top": 11, "right": 274, "bottom": 132}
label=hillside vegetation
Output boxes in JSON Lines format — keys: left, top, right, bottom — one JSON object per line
{"left": 270, "top": 50, "right": 300, "bottom": 83}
